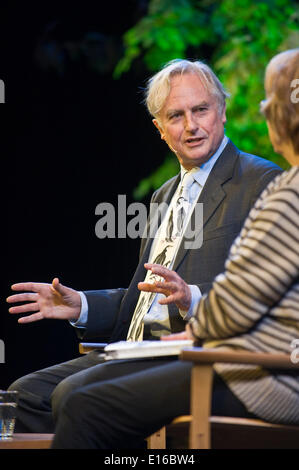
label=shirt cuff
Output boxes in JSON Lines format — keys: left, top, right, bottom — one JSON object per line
{"left": 179, "top": 285, "right": 202, "bottom": 320}
{"left": 69, "top": 291, "right": 88, "bottom": 328}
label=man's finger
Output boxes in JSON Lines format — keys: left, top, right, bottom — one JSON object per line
{"left": 6, "top": 293, "right": 38, "bottom": 304}
{"left": 158, "top": 294, "right": 177, "bottom": 305}
{"left": 51, "top": 278, "right": 62, "bottom": 294}
{"left": 144, "top": 263, "right": 177, "bottom": 280}
{"left": 8, "top": 302, "right": 39, "bottom": 314}
{"left": 51, "top": 278, "right": 69, "bottom": 297}
{"left": 154, "top": 281, "right": 176, "bottom": 292}
{"left": 10, "top": 282, "right": 46, "bottom": 293}
{"left": 18, "top": 312, "right": 44, "bottom": 324}
{"left": 138, "top": 282, "right": 164, "bottom": 293}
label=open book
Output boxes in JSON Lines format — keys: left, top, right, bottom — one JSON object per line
{"left": 103, "top": 340, "right": 194, "bottom": 360}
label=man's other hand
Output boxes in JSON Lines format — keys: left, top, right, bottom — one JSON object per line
{"left": 138, "top": 263, "right": 192, "bottom": 311}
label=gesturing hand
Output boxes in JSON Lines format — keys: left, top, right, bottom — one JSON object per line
{"left": 6, "top": 278, "right": 82, "bottom": 324}
{"left": 138, "top": 263, "right": 192, "bottom": 311}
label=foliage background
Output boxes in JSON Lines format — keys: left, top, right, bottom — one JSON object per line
{"left": 115, "top": 0, "right": 299, "bottom": 199}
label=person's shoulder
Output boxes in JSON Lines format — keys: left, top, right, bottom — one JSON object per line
{"left": 221, "top": 140, "right": 282, "bottom": 179}
{"left": 237, "top": 148, "right": 282, "bottom": 172}
{"left": 285, "top": 166, "right": 299, "bottom": 184}
{"left": 262, "top": 167, "right": 299, "bottom": 210}
{"left": 274, "top": 166, "right": 299, "bottom": 192}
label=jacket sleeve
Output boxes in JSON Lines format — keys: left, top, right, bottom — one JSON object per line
{"left": 75, "top": 288, "right": 127, "bottom": 340}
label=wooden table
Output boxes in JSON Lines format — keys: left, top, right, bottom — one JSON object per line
{"left": 0, "top": 433, "right": 54, "bottom": 449}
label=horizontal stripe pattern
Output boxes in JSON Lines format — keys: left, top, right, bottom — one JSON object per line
{"left": 190, "top": 167, "right": 299, "bottom": 424}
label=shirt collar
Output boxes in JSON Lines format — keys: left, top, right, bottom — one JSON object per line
{"left": 180, "top": 135, "right": 229, "bottom": 187}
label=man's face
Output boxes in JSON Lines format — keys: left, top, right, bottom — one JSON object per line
{"left": 153, "top": 73, "right": 226, "bottom": 169}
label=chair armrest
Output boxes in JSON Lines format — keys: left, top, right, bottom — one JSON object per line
{"left": 179, "top": 347, "right": 299, "bottom": 449}
{"left": 180, "top": 347, "right": 299, "bottom": 369}
{"left": 79, "top": 342, "right": 108, "bottom": 354}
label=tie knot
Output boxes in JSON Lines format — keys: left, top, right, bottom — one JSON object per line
{"left": 178, "top": 171, "right": 195, "bottom": 202}
{"left": 182, "top": 171, "right": 195, "bottom": 189}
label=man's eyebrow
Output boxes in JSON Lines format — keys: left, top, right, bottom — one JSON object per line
{"left": 192, "top": 101, "right": 210, "bottom": 109}
{"left": 166, "top": 108, "right": 182, "bottom": 118}
{"left": 166, "top": 101, "right": 211, "bottom": 117}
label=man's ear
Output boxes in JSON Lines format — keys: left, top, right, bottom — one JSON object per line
{"left": 152, "top": 119, "right": 165, "bottom": 141}
{"left": 221, "top": 102, "right": 227, "bottom": 125}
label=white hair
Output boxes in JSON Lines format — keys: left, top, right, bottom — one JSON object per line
{"left": 145, "top": 59, "right": 230, "bottom": 120}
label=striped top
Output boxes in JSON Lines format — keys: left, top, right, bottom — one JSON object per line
{"left": 190, "top": 166, "right": 299, "bottom": 424}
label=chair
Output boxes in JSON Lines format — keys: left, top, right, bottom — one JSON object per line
{"left": 79, "top": 343, "right": 299, "bottom": 448}
{"left": 148, "top": 348, "right": 299, "bottom": 449}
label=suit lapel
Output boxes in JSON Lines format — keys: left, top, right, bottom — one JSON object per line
{"left": 173, "top": 140, "right": 239, "bottom": 270}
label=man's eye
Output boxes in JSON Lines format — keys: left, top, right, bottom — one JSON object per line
{"left": 170, "top": 113, "right": 181, "bottom": 119}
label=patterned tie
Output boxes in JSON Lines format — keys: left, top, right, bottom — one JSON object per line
{"left": 174, "top": 171, "right": 195, "bottom": 238}
{"left": 126, "top": 171, "right": 195, "bottom": 341}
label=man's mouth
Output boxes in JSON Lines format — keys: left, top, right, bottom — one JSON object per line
{"left": 185, "top": 137, "right": 205, "bottom": 145}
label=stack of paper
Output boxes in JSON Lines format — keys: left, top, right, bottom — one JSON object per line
{"left": 103, "top": 340, "right": 194, "bottom": 360}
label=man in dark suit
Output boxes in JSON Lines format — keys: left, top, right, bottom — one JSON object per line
{"left": 7, "top": 59, "right": 281, "bottom": 434}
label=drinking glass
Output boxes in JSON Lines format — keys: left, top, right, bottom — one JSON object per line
{"left": 0, "top": 391, "right": 18, "bottom": 439}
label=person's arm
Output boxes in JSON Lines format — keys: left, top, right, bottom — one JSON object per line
{"left": 189, "top": 179, "right": 299, "bottom": 340}
{"left": 7, "top": 279, "right": 127, "bottom": 340}
{"left": 76, "top": 288, "right": 127, "bottom": 340}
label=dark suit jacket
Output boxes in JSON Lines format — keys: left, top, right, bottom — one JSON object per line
{"left": 80, "top": 140, "right": 282, "bottom": 342}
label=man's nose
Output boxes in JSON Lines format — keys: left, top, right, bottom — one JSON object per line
{"left": 184, "top": 113, "right": 198, "bottom": 132}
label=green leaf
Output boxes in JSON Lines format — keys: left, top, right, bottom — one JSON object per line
{"left": 114, "top": 0, "right": 297, "bottom": 197}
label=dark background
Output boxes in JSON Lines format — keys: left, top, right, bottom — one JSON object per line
{"left": 0, "top": 1, "right": 168, "bottom": 388}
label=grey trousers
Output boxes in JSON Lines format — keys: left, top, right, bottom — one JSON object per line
{"left": 51, "top": 359, "right": 256, "bottom": 449}
{"left": 9, "top": 350, "right": 254, "bottom": 447}
{"left": 9, "top": 351, "right": 179, "bottom": 433}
